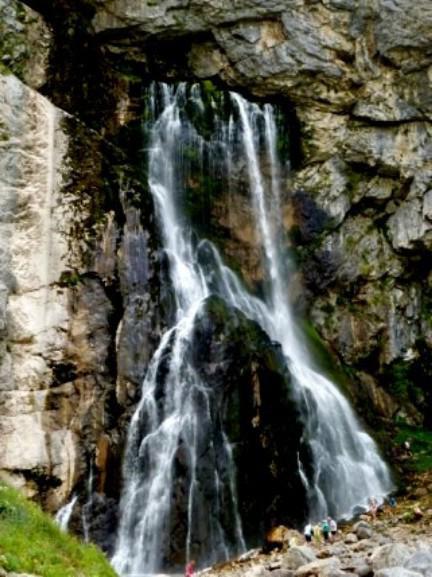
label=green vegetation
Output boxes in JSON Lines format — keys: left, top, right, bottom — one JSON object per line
{"left": 394, "top": 425, "right": 432, "bottom": 472}
{"left": 383, "top": 358, "right": 423, "bottom": 407}
{"left": 0, "top": 482, "right": 117, "bottom": 577}
{"left": 300, "top": 318, "right": 353, "bottom": 396}
{"left": 59, "top": 269, "right": 83, "bottom": 287}
{"left": 0, "top": 2, "right": 30, "bottom": 80}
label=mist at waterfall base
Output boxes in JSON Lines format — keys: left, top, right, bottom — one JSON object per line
{"left": 112, "top": 84, "right": 393, "bottom": 575}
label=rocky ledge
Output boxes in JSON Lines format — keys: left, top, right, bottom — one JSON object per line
{"left": 200, "top": 474, "right": 432, "bottom": 577}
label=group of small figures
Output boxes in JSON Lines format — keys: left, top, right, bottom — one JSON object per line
{"left": 303, "top": 517, "right": 337, "bottom": 544}
{"left": 303, "top": 495, "right": 398, "bottom": 546}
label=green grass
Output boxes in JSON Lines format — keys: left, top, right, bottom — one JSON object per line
{"left": 299, "top": 318, "right": 353, "bottom": 396}
{"left": 395, "top": 425, "right": 432, "bottom": 472}
{"left": 0, "top": 483, "right": 117, "bottom": 577}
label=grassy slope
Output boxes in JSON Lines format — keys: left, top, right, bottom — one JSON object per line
{"left": 0, "top": 483, "right": 117, "bottom": 577}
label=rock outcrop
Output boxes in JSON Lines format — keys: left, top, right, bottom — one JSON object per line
{"left": 192, "top": 296, "right": 308, "bottom": 542}
{"left": 0, "top": 69, "right": 78, "bottom": 503}
{"left": 197, "top": 499, "right": 432, "bottom": 577}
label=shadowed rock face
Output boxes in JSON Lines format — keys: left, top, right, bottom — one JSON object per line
{"left": 161, "top": 295, "right": 308, "bottom": 563}
{"left": 192, "top": 297, "right": 308, "bottom": 536}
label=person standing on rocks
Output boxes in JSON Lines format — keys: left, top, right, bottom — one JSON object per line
{"left": 303, "top": 522, "right": 313, "bottom": 543}
{"left": 368, "top": 496, "right": 378, "bottom": 520}
{"left": 185, "top": 559, "right": 196, "bottom": 577}
{"left": 321, "top": 518, "right": 330, "bottom": 541}
{"left": 329, "top": 517, "right": 337, "bottom": 540}
{"left": 313, "top": 522, "right": 322, "bottom": 545}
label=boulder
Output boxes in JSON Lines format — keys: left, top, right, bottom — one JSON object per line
{"left": 270, "top": 571, "right": 296, "bottom": 577}
{"left": 354, "top": 564, "right": 373, "bottom": 577}
{"left": 345, "top": 533, "right": 358, "bottom": 544}
{"left": 294, "top": 557, "right": 341, "bottom": 577}
{"left": 374, "top": 569, "right": 423, "bottom": 577}
{"left": 370, "top": 544, "right": 415, "bottom": 571}
{"left": 353, "top": 521, "right": 373, "bottom": 540}
{"left": 282, "top": 546, "right": 316, "bottom": 570}
{"left": 404, "top": 549, "right": 432, "bottom": 577}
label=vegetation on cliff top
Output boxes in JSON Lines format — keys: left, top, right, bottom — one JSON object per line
{"left": 0, "top": 482, "right": 117, "bottom": 577}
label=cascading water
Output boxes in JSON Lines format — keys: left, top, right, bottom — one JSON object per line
{"left": 82, "top": 465, "right": 94, "bottom": 543}
{"left": 55, "top": 495, "right": 78, "bottom": 532}
{"left": 230, "top": 94, "right": 393, "bottom": 520}
{"left": 113, "top": 83, "right": 392, "bottom": 575}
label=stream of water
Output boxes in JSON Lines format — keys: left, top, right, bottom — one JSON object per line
{"left": 55, "top": 494, "right": 78, "bottom": 532}
{"left": 112, "top": 84, "right": 393, "bottom": 576}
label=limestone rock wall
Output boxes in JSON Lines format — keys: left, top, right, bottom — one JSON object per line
{"left": 0, "top": 67, "right": 118, "bottom": 511}
{"left": 0, "top": 71, "right": 74, "bottom": 500}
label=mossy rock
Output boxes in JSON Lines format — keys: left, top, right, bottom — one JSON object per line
{"left": 191, "top": 296, "right": 309, "bottom": 539}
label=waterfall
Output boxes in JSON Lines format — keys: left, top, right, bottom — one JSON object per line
{"left": 82, "top": 465, "right": 94, "bottom": 543}
{"left": 113, "top": 83, "right": 392, "bottom": 575}
{"left": 55, "top": 495, "right": 78, "bottom": 532}
{"left": 230, "top": 94, "right": 393, "bottom": 521}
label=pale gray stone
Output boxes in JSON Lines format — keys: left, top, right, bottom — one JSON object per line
{"left": 371, "top": 543, "right": 415, "bottom": 571}
{"left": 375, "top": 568, "right": 422, "bottom": 577}
{"left": 295, "top": 556, "right": 341, "bottom": 576}
{"left": 282, "top": 546, "right": 316, "bottom": 570}
{"left": 404, "top": 549, "right": 432, "bottom": 577}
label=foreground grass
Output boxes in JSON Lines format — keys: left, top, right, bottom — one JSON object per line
{"left": 0, "top": 483, "right": 117, "bottom": 577}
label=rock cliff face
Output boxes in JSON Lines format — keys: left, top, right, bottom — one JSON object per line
{"left": 0, "top": 0, "right": 163, "bottom": 520}
{"left": 87, "top": 0, "right": 432, "bottom": 428}
{"left": 0, "top": 6, "right": 123, "bottom": 514}
{"left": 0, "top": 0, "right": 431, "bottom": 552}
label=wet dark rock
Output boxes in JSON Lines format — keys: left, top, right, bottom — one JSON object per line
{"left": 191, "top": 296, "right": 309, "bottom": 546}
{"left": 82, "top": 493, "right": 118, "bottom": 556}
{"left": 291, "top": 191, "right": 332, "bottom": 243}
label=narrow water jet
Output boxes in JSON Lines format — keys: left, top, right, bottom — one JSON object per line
{"left": 82, "top": 465, "right": 94, "bottom": 543}
{"left": 55, "top": 495, "right": 78, "bottom": 532}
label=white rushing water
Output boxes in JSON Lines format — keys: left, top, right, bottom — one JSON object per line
{"left": 113, "top": 84, "right": 393, "bottom": 576}
{"left": 55, "top": 494, "right": 78, "bottom": 532}
{"left": 82, "top": 465, "right": 94, "bottom": 543}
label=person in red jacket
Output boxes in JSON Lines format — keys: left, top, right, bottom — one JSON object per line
{"left": 185, "top": 560, "right": 196, "bottom": 577}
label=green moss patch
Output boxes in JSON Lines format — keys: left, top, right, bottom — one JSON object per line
{"left": 394, "top": 425, "right": 432, "bottom": 472}
{"left": 382, "top": 353, "right": 429, "bottom": 412}
{"left": 299, "top": 318, "right": 353, "bottom": 396}
{"left": 0, "top": 483, "right": 117, "bottom": 577}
